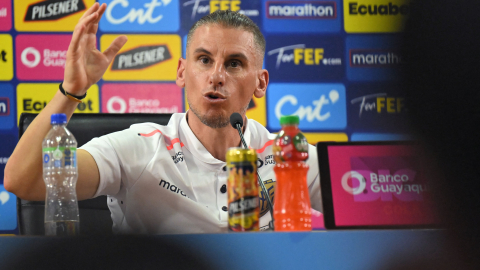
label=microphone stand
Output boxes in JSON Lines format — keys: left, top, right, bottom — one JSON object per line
{"left": 234, "top": 123, "right": 275, "bottom": 231}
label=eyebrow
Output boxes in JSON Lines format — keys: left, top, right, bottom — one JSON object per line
{"left": 193, "top": 48, "right": 249, "bottom": 61}
{"left": 193, "top": 48, "right": 213, "bottom": 56}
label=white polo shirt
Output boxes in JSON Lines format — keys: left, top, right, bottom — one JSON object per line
{"left": 81, "top": 113, "right": 321, "bottom": 234}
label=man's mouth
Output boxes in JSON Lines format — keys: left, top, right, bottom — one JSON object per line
{"left": 204, "top": 92, "right": 227, "bottom": 101}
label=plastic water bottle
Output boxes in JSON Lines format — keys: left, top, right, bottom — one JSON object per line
{"left": 42, "top": 113, "right": 79, "bottom": 236}
{"left": 272, "top": 115, "right": 312, "bottom": 231}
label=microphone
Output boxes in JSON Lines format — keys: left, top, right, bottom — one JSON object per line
{"left": 229, "top": 113, "right": 275, "bottom": 230}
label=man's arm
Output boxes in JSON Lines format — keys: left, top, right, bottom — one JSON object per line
{"left": 3, "top": 3, "right": 127, "bottom": 201}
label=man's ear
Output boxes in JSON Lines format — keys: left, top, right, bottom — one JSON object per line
{"left": 176, "top": 58, "right": 186, "bottom": 88}
{"left": 254, "top": 69, "right": 269, "bottom": 98}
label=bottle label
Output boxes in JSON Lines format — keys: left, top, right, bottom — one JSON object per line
{"left": 42, "top": 147, "right": 77, "bottom": 168}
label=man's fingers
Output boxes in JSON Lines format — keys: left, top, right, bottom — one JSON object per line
{"left": 70, "top": 12, "right": 99, "bottom": 52}
{"left": 78, "top": 2, "right": 100, "bottom": 22}
{"left": 93, "top": 3, "right": 107, "bottom": 25}
{"left": 103, "top": 36, "right": 128, "bottom": 62}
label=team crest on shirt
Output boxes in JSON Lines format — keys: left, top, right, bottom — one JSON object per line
{"left": 259, "top": 179, "right": 275, "bottom": 217}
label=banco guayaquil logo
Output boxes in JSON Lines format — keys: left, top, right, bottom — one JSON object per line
{"left": 267, "top": 83, "right": 347, "bottom": 130}
{"left": 99, "top": 0, "right": 179, "bottom": 32}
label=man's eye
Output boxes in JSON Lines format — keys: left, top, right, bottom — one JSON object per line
{"left": 200, "top": 57, "right": 209, "bottom": 64}
{"left": 229, "top": 61, "right": 240, "bottom": 68}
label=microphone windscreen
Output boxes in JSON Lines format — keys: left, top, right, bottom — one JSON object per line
{"left": 230, "top": 113, "right": 243, "bottom": 129}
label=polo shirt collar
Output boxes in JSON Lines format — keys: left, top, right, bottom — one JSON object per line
{"left": 179, "top": 112, "right": 252, "bottom": 166}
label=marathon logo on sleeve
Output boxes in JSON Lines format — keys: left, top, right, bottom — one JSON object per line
{"left": 267, "top": 1, "right": 337, "bottom": 19}
{"left": 24, "top": 0, "right": 86, "bottom": 21}
{"left": 112, "top": 45, "right": 172, "bottom": 70}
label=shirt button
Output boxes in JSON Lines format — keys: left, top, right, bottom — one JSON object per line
{"left": 222, "top": 206, "right": 228, "bottom": 212}
{"left": 222, "top": 166, "right": 227, "bottom": 171}
{"left": 220, "top": 184, "right": 227, "bottom": 193}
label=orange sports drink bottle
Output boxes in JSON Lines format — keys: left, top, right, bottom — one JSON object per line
{"left": 273, "top": 115, "right": 312, "bottom": 231}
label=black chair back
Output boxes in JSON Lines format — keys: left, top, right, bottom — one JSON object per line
{"left": 17, "top": 113, "right": 172, "bottom": 235}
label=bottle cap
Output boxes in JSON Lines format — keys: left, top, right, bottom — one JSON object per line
{"left": 51, "top": 113, "right": 67, "bottom": 124}
{"left": 280, "top": 115, "right": 300, "bottom": 125}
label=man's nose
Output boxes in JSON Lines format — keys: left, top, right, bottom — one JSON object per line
{"left": 210, "top": 62, "right": 225, "bottom": 88}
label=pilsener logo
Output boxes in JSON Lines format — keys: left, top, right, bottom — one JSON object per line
{"left": 267, "top": 1, "right": 337, "bottom": 19}
{"left": 350, "top": 49, "right": 404, "bottom": 67}
{"left": 24, "top": 0, "right": 86, "bottom": 21}
{"left": 102, "top": 34, "right": 180, "bottom": 81}
{"left": 111, "top": 45, "right": 172, "bottom": 70}
{"left": 99, "top": 0, "right": 179, "bottom": 32}
{"left": 15, "top": 0, "right": 95, "bottom": 32}
{"left": 344, "top": 0, "right": 411, "bottom": 33}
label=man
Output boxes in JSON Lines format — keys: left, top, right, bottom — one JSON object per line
{"left": 4, "top": 3, "right": 321, "bottom": 234}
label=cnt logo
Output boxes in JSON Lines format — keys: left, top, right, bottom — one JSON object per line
{"left": 267, "top": 44, "right": 341, "bottom": 69}
{"left": 111, "top": 45, "right": 171, "bottom": 70}
{"left": 183, "top": 0, "right": 259, "bottom": 20}
{"left": 266, "top": 1, "right": 337, "bottom": 19}
{"left": 21, "top": 47, "right": 66, "bottom": 68}
{"left": 24, "top": 0, "right": 86, "bottom": 21}
{"left": 0, "top": 97, "right": 9, "bottom": 116}
{"left": 351, "top": 93, "right": 405, "bottom": 118}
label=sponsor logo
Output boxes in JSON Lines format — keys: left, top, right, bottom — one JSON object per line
{"left": 268, "top": 83, "right": 346, "bottom": 130}
{"left": 229, "top": 196, "right": 258, "bottom": 215}
{"left": 159, "top": 179, "right": 190, "bottom": 198}
{"left": 303, "top": 132, "right": 348, "bottom": 144}
{"left": 182, "top": 0, "right": 259, "bottom": 24}
{"left": 265, "top": 36, "right": 343, "bottom": 81}
{"left": 0, "top": 97, "right": 9, "bottom": 116}
{"left": 344, "top": 0, "right": 411, "bottom": 33}
{"left": 15, "top": 0, "right": 95, "bottom": 32}
{"left": 16, "top": 35, "right": 71, "bottom": 80}
{"left": 0, "top": 34, "right": 13, "bottom": 81}
{"left": 24, "top": 0, "right": 86, "bottom": 22}
{"left": 0, "top": 184, "right": 17, "bottom": 230}
{"left": 16, "top": 83, "right": 99, "bottom": 123}
{"left": 99, "top": 0, "right": 179, "bottom": 32}
{"left": 257, "top": 155, "right": 275, "bottom": 169}
{"left": 341, "top": 156, "right": 427, "bottom": 202}
{"left": 171, "top": 151, "right": 184, "bottom": 164}
{"left": 348, "top": 1, "right": 411, "bottom": 16}
{"left": 259, "top": 179, "right": 275, "bottom": 216}
{"left": 101, "top": 34, "right": 180, "bottom": 81}
{"left": 350, "top": 49, "right": 404, "bottom": 67}
{"left": 111, "top": 45, "right": 172, "bottom": 71}
{"left": 266, "top": 1, "right": 336, "bottom": 19}
{"left": 268, "top": 44, "right": 341, "bottom": 69}
{"left": 102, "top": 83, "right": 182, "bottom": 113}
{"left": 0, "top": 0, "right": 12, "bottom": 31}
{"left": 351, "top": 93, "right": 405, "bottom": 118}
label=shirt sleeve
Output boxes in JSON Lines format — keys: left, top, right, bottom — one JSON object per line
{"left": 80, "top": 135, "right": 123, "bottom": 197}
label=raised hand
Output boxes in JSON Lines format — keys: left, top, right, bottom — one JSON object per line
{"left": 63, "top": 3, "right": 127, "bottom": 96}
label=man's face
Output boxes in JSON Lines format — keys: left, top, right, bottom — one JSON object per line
{"left": 177, "top": 24, "right": 267, "bottom": 128}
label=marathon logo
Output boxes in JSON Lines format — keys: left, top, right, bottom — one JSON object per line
{"left": 348, "top": 2, "right": 411, "bottom": 16}
{"left": 0, "top": 98, "right": 9, "bottom": 116}
{"left": 24, "top": 0, "right": 86, "bottom": 22}
{"left": 159, "top": 179, "right": 189, "bottom": 198}
{"left": 228, "top": 196, "right": 258, "bottom": 216}
{"left": 350, "top": 49, "right": 404, "bottom": 67}
{"left": 112, "top": 45, "right": 172, "bottom": 71}
{"left": 267, "top": 1, "right": 336, "bottom": 19}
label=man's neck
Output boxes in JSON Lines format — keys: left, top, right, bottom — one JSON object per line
{"left": 186, "top": 111, "right": 244, "bottom": 162}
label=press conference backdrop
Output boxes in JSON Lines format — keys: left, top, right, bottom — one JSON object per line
{"left": 0, "top": 0, "right": 413, "bottom": 234}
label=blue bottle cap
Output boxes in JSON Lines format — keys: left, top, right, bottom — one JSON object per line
{"left": 51, "top": 113, "right": 67, "bottom": 124}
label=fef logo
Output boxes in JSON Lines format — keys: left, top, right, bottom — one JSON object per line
{"left": 181, "top": 0, "right": 260, "bottom": 30}
{"left": 267, "top": 83, "right": 346, "bottom": 130}
{"left": 0, "top": 84, "right": 14, "bottom": 130}
{"left": 351, "top": 94, "right": 405, "bottom": 117}
{"left": 16, "top": 83, "right": 99, "bottom": 123}
{"left": 266, "top": 1, "right": 336, "bottom": 19}
{"left": 99, "top": 0, "right": 179, "bottom": 32}
{"left": 0, "top": 0, "right": 12, "bottom": 31}
{"left": 111, "top": 45, "right": 172, "bottom": 70}
{"left": 15, "top": 0, "right": 95, "bottom": 32}
{"left": 344, "top": 0, "right": 412, "bottom": 33}
{"left": 266, "top": 36, "right": 343, "bottom": 81}
{"left": 102, "top": 83, "right": 182, "bottom": 113}
{"left": 0, "top": 34, "right": 13, "bottom": 81}
{"left": 101, "top": 34, "right": 180, "bottom": 81}
{"left": 262, "top": 0, "right": 341, "bottom": 33}
{"left": 16, "top": 35, "right": 72, "bottom": 81}
{"left": 341, "top": 156, "right": 425, "bottom": 202}
{"left": 346, "top": 36, "right": 403, "bottom": 81}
